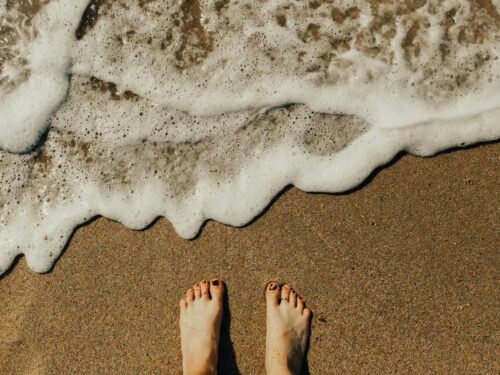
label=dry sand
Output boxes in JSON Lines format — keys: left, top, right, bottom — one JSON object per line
{"left": 0, "top": 143, "right": 498, "bottom": 374}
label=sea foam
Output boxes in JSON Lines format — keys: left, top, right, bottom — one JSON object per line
{"left": 0, "top": 0, "right": 89, "bottom": 152}
{"left": 0, "top": 0, "right": 499, "bottom": 274}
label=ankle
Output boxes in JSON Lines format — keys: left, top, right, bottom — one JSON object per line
{"left": 183, "top": 362, "right": 217, "bottom": 375}
{"left": 183, "top": 353, "right": 217, "bottom": 375}
{"left": 266, "top": 363, "right": 297, "bottom": 375}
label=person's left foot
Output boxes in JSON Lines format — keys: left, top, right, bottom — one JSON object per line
{"left": 180, "top": 278, "right": 224, "bottom": 375}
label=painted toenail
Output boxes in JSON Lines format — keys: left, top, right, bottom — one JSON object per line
{"left": 211, "top": 280, "right": 219, "bottom": 286}
{"left": 269, "top": 283, "right": 277, "bottom": 290}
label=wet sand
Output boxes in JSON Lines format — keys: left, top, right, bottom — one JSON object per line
{"left": 0, "top": 143, "right": 498, "bottom": 375}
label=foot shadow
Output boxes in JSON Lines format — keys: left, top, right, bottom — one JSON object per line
{"left": 300, "top": 316, "right": 313, "bottom": 375}
{"left": 218, "top": 284, "right": 240, "bottom": 375}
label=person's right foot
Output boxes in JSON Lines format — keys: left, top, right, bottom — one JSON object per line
{"left": 265, "top": 282, "right": 312, "bottom": 375}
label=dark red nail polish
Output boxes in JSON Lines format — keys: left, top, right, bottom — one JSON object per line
{"left": 269, "top": 283, "right": 277, "bottom": 290}
{"left": 211, "top": 280, "right": 219, "bottom": 286}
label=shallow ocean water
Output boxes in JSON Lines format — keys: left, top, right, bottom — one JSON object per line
{"left": 0, "top": 0, "right": 499, "bottom": 274}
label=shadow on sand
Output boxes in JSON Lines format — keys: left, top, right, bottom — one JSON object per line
{"left": 217, "top": 283, "right": 240, "bottom": 374}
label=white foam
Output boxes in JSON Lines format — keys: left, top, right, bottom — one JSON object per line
{"left": 71, "top": 0, "right": 500, "bottom": 127}
{"left": 0, "top": 0, "right": 499, "bottom": 274}
{"left": 494, "top": 0, "right": 500, "bottom": 13}
{"left": 0, "top": 0, "right": 88, "bottom": 152}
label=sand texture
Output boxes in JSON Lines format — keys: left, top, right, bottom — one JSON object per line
{"left": 0, "top": 143, "right": 499, "bottom": 374}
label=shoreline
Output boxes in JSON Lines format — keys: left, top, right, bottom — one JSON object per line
{"left": 0, "top": 143, "right": 498, "bottom": 374}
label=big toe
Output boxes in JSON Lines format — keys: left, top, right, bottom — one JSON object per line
{"left": 209, "top": 278, "right": 223, "bottom": 301}
{"left": 266, "top": 282, "right": 280, "bottom": 307}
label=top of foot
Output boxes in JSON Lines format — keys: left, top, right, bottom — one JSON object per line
{"left": 180, "top": 278, "right": 224, "bottom": 375}
{"left": 265, "top": 282, "right": 312, "bottom": 375}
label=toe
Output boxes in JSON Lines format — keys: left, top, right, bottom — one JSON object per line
{"left": 289, "top": 288, "right": 297, "bottom": 307}
{"left": 303, "top": 307, "right": 312, "bottom": 320}
{"left": 297, "top": 295, "right": 305, "bottom": 312}
{"left": 265, "top": 282, "right": 280, "bottom": 307}
{"left": 179, "top": 297, "right": 188, "bottom": 310}
{"left": 200, "top": 280, "right": 210, "bottom": 299}
{"left": 193, "top": 283, "right": 201, "bottom": 299}
{"left": 186, "top": 288, "right": 195, "bottom": 305}
{"left": 210, "top": 278, "right": 223, "bottom": 301}
{"left": 281, "top": 284, "right": 291, "bottom": 303}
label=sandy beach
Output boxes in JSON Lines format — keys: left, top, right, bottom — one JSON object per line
{"left": 0, "top": 143, "right": 498, "bottom": 374}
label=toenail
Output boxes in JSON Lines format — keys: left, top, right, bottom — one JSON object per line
{"left": 211, "top": 280, "right": 219, "bottom": 286}
{"left": 269, "top": 283, "right": 277, "bottom": 290}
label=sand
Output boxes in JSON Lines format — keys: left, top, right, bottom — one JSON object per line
{"left": 0, "top": 143, "right": 498, "bottom": 375}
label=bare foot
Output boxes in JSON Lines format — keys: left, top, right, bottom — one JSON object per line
{"left": 179, "top": 278, "right": 224, "bottom": 375}
{"left": 265, "top": 282, "right": 312, "bottom": 375}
